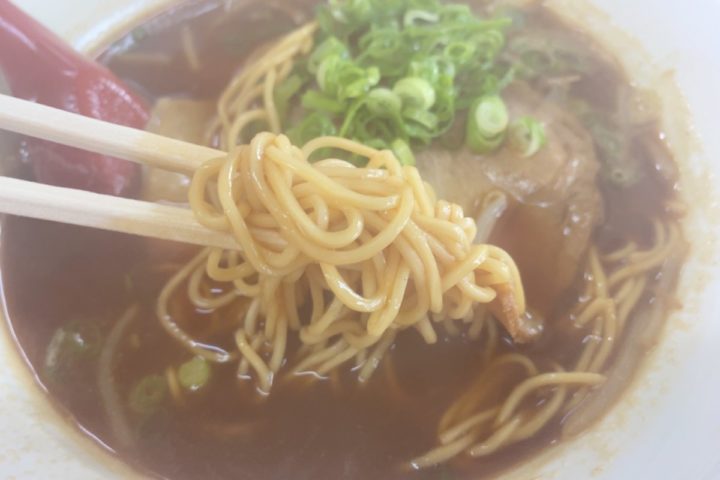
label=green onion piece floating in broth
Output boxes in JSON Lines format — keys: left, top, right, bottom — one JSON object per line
{"left": 44, "top": 320, "right": 102, "bottom": 381}
{"left": 129, "top": 374, "right": 167, "bottom": 415}
{"left": 62, "top": 320, "right": 102, "bottom": 355}
{"left": 508, "top": 116, "right": 547, "bottom": 157}
{"left": 466, "top": 95, "right": 508, "bottom": 154}
{"left": 178, "top": 356, "right": 211, "bottom": 392}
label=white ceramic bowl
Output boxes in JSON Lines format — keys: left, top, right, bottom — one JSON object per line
{"left": 1, "top": 1, "right": 719, "bottom": 479}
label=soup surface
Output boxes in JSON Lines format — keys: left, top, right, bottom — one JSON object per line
{"left": 1, "top": 1, "right": 685, "bottom": 479}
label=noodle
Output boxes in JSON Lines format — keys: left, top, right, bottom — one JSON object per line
{"left": 411, "top": 217, "right": 684, "bottom": 468}
{"left": 158, "top": 132, "right": 527, "bottom": 397}
{"left": 207, "top": 22, "right": 318, "bottom": 149}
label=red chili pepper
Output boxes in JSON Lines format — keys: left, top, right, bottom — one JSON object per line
{"left": 0, "top": 0, "right": 149, "bottom": 196}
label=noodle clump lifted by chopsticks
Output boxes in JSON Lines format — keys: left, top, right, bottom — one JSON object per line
{"left": 157, "top": 132, "right": 529, "bottom": 394}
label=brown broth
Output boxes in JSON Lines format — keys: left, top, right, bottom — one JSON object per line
{"left": 1, "top": 1, "right": 682, "bottom": 479}
{"left": 1, "top": 216, "right": 526, "bottom": 480}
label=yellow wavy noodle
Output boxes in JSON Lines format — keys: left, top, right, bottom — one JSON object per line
{"left": 157, "top": 133, "right": 524, "bottom": 397}
{"left": 205, "top": 23, "right": 318, "bottom": 148}
{"left": 410, "top": 218, "right": 683, "bottom": 468}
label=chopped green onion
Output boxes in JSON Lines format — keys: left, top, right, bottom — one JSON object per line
{"left": 129, "top": 374, "right": 167, "bottom": 415}
{"left": 281, "top": 0, "right": 516, "bottom": 163}
{"left": 274, "top": 74, "right": 305, "bottom": 119}
{"left": 357, "top": 29, "right": 411, "bottom": 75}
{"left": 339, "top": 97, "right": 368, "bottom": 137}
{"left": 315, "top": 55, "right": 340, "bottom": 93}
{"left": 44, "top": 321, "right": 102, "bottom": 380}
{"left": 362, "top": 138, "right": 388, "bottom": 150}
{"left": 391, "top": 138, "right": 415, "bottom": 166}
{"left": 275, "top": 74, "right": 304, "bottom": 101}
{"left": 366, "top": 88, "right": 402, "bottom": 117}
{"left": 308, "top": 37, "right": 348, "bottom": 74}
{"left": 440, "top": 4, "right": 473, "bottom": 22}
{"left": 404, "top": 9, "right": 439, "bottom": 27}
{"left": 393, "top": 77, "right": 436, "bottom": 110}
{"left": 287, "top": 112, "right": 337, "bottom": 146}
{"left": 473, "top": 95, "right": 509, "bottom": 136}
{"left": 474, "top": 29, "right": 506, "bottom": 60}
{"left": 408, "top": 57, "right": 439, "bottom": 85}
{"left": 301, "top": 90, "right": 345, "bottom": 114}
{"left": 64, "top": 321, "right": 101, "bottom": 355}
{"left": 178, "top": 356, "right": 211, "bottom": 392}
{"left": 466, "top": 95, "right": 508, "bottom": 154}
{"left": 403, "top": 107, "right": 438, "bottom": 130}
{"left": 433, "top": 88, "right": 457, "bottom": 127}
{"left": 316, "top": 55, "right": 380, "bottom": 101}
{"left": 343, "top": 66, "right": 380, "bottom": 99}
{"left": 444, "top": 41, "right": 476, "bottom": 66}
{"left": 325, "top": 0, "right": 374, "bottom": 27}
{"left": 508, "top": 116, "right": 547, "bottom": 157}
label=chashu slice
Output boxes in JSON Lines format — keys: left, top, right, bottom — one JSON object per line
{"left": 417, "top": 83, "right": 603, "bottom": 337}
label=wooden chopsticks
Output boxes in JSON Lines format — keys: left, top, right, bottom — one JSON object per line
{"left": 0, "top": 94, "right": 235, "bottom": 249}
{"left": 0, "top": 93, "right": 223, "bottom": 172}
{"left": 0, "top": 176, "right": 237, "bottom": 249}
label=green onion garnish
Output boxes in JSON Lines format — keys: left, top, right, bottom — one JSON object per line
{"left": 287, "top": 112, "right": 337, "bottom": 146}
{"left": 301, "top": 90, "right": 345, "bottom": 114}
{"left": 129, "top": 374, "right": 167, "bottom": 415}
{"left": 508, "top": 116, "right": 546, "bottom": 157}
{"left": 366, "top": 88, "right": 402, "bottom": 117}
{"left": 274, "top": 74, "right": 305, "bottom": 119}
{"left": 277, "top": 0, "right": 546, "bottom": 163}
{"left": 393, "top": 77, "right": 436, "bottom": 110}
{"left": 444, "top": 41, "right": 477, "bottom": 66}
{"left": 178, "top": 356, "right": 211, "bottom": 392}
{"left": 404, "top": 9, "right": 440, "bottom": 27}
{"left": 466, "top": 95, "right": 508, "bottom": 154}
{"left": 44, "top": 321, "right": 102, "bottom": 381}
{"left": 391, "top": 138, "right": 416, "bottom": 166}
{"left": 308, "top": 37, "right": 349, "bottom": 74}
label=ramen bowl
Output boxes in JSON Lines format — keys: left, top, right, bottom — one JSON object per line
{"left": 0, "top": 0, "right": 719, "bottom": 479}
